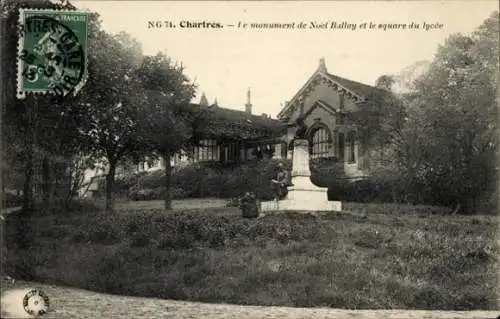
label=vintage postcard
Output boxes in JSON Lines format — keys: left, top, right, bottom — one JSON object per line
{"left": 1, "top": 0, "right": 499, "bottom": 318}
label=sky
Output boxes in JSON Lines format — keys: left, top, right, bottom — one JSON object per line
{"left": 73, "top": 1, "right": 498, "bottom": 118}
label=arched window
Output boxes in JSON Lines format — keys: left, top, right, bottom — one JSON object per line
{"left": 310, "top": 126, "right": 331, "bottom": 159}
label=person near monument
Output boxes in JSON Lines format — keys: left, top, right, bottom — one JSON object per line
{"left": 271, "top": 162, "right": 291, "bottom": 201}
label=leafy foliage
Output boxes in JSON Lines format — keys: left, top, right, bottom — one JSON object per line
{"left": 393, "top": 12, "right": 499, "bottom": 213}
{"left": 134, "top": 52, "right": 198, "bottom": 209}
{"left": 112, "top": 159, "right": 291, "bottom": 201}
{"left": 1, "top": 0, "right": 97, "bottom": 253}
{"left": 2, "top": 0, "right": 198, "bottom": 216}
{"left": 74, "top": 29, "right": 149, "bottom": 211}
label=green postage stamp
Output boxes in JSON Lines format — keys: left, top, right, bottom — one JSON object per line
{"left": 16, "top": 9, "right": 89, "bottom": 99}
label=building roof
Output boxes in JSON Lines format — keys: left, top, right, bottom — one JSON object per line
{"left": 187, "top": 103, "right": 286, "bottom": 141}
{"left": 324, "top": 72, "right": 390, "bottom": 100}
{"left": 277, "top": 58, "right": 394, "bottom": 121}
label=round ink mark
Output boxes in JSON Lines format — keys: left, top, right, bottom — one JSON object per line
{"left": 21, "top": 15, "right": 85, "bottom": 97}
{"left": 22, "top": 288, "right": 50, "bottom": 317}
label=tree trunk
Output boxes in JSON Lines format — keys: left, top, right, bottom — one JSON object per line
{"left": 63, "top": 161, "right": 74, "bottom": 210}
{"left": 16, "top": 148, "right": 35, "bottom": 251}
{"left": 41, "top": 155, "right": 53, "bottom": 208}
{"left": 61, "top": 160, "right": 76, "bottom": 210}
{"left": 22, "top": 150, "right": 34, "bottom": 213}
{"left": 105, "top": 160, "right": 117, "bottom": 212}
{"left": 2, "top": 167, "right": 5, "bottom": 203}
{"left": 200, "top": 163, "right": 204, "bottom": 199}
{"left": 163, "top": 152, "right": 172, "bottom": 210}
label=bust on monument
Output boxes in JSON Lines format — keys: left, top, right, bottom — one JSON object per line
{"left": 289, "top": 116, "right": 308, "bottom": 150}
{"left": 294, "top": 117, "right": 308, "bottom": 139}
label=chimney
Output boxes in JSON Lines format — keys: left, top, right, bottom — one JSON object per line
{"left": 318, "top": 57, "right": 327, "bottom": 73}
{"left": 199, "top": 92, "right": 208, "bottom": 106}
{"left": 213, "top": 98, "right": 218, "bottom": 107}
{"left": 245, "top": 88, "right": 252, "bottom": 114}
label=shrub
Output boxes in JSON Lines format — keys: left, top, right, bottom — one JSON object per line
{"left": 171, "top": 187, "right": 189, "bottom": 199}
{"left": 239, "top": 192, "right": 260, "bottom": 218}
{"left": 117, "top": 159, "right": 293, "bottom": 201}
{"left": 326, "top": 166, "right": 407, "bottom": 203}
{"left": 9, "top": 205, "right": 499, "bottom": 310}
{"left": 85, "top": 218, "right": 122, "bottom": 245}
{"left": 110, "top": 156, "right": 498, "bottom": 212}
{"left": 2, "top": 192, "right": 22, "bottom": 208}
{"left": 66, "top": 199, "right": 102, "bottom": 213}
{"left": 128, "top": 186, "right": 189, "bottom": 201}
{"left": 129, "top": 188, "right": 155, "bottom": 201}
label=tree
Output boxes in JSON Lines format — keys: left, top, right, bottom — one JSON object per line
{"left": 472, "top": 11, "right": 499, "bottom": 90}
{"left": 77, "top": 31, "right": 149, "bottom": 212}
{"left": 375, "top": 75, "right": 395, "bottom": 91}
{"left": 2, "top": 0, "right": 102, "bottom": 210}
{"left": 353, "top": 87, "right": 407, "bottom": 172}
{"left": 1, "top": 0, "right": 90, "bottom": 252}
{"left": 396, "top": 12, "right": 499, "bottom": 213}
{"left": 1, "top": 1, "right": 101, "bottom": 284}
{"left": 136, "top": 52, "right": 197, "bottom": 210}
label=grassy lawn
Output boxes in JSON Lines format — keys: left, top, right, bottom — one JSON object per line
{"left": 90, "top": 198, "right": 229, "bottom": 211}
{"left": 4, "top": 201, "right": 499, "bottom": 310}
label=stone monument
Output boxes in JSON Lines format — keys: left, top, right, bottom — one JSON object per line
{"left": 261, "top": 138, "right": 342, "bottom": 212}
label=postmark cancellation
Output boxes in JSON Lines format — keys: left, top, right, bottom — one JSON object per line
{"left": 16, "top": 9, "right": 89, "bottom": 99}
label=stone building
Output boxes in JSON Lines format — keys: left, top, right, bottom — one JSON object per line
{"left": 136, "top": 58, "right": 400, "bottom": 179}
{"left": 277, "top": 58, "right": 399, "bottom": 181}
{"left": 80, "top": 58, "right": 400, "bottom": 197}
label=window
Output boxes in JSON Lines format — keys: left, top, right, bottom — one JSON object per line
{"left": 196, "top": 139, "right": 219, "bottom": 161}
{"left": 311, "top": 127, "right": 331, "bottom": 159}
{"left": 229, "top": 143, "right": 239, "bottom": 161}
{"left": 346, "top": 131, "right": 356, "bottom": 163}
{"left": 223, "top": 142, "right": 241, "bottom": 162}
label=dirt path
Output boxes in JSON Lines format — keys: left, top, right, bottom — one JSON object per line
{"left": 1, "top": 280, "right": 498, "bottom": 319}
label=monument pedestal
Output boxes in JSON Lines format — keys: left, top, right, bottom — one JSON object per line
{"left": 261, "top": 139, "right": 342, "bottom": 212}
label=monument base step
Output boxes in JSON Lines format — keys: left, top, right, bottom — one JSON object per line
{"left": 260, "top": 199, "right": 341, "bottom": 212}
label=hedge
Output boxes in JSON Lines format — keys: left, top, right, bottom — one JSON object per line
{"left": 108, "top": 159, "right": 495, "bottom": 213}
{"left": 117, "top": 159, "right": 405, "bottom": 203}
{"left": 124, "top": 159, "right": 292, "bottom": 201}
